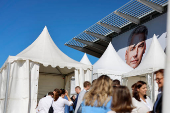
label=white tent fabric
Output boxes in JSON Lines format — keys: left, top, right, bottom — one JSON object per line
{"left": 0, "top": 63, "right": 8, "bottom": 113}
{"left": 7, "top": 60, "right": 39, "bottom": 113}
{"left": 122, "top": 34, "right": 166, "bottom": 78}
{"left": 80, "top": 53, "right": 92, "bottom": 65}
{"left": 93, "top": 42, "right": 133, "bottom": 80}
{"left": 16, "top": 26, "right": 92, "bottom": 88}
{"left": 0, "top": 59, "right": 39, "bottom": 113}
{"left": 0, "top": 26, "right": 92, "bottom": 113}
{"left": 17, "top": 26, "right": 91, "bottom": 70}
{"left": 80, "top": 53, "right": 92, "bottom": 82}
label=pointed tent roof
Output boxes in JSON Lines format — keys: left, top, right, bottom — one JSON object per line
{"left": 93, "top": 42, "right": 133, "bottom": 75}
{"left": 123, "top": 34, "right": 166, "bottom": 78}
{"left": 80, "top": 53, "right": 92, "bottom": 65}
{"left": 17, "top": 26, "right": 91, "bottom": 70}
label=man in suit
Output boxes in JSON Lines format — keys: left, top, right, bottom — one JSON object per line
{"left": 150, "top": 69, "right": 164, "bottom": 113}
{"left": 75, "top": 81, "right": 91, "bottom": 113}
{"left": 73, "top": 86, "right": 81, "bottom": 110}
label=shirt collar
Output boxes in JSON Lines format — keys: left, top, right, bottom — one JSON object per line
{"left": 158, "top": 87, "right": 163, "bottom": 93}
{"left": 46, "top": 95, "right": 52, "bottom": 98}
{"left": 83, "top": 89, "right": 87, "bottom": 92}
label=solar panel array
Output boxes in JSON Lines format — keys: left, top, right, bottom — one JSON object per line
{"left": 65, "top": 0, "right": 168, "bottom": 48}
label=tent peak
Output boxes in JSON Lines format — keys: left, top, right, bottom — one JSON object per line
{"left": 80, "top": 53, "right": 92, "bottom": 65}
{"left": 93, "top": 42, "right": 133, "bottom": 75}
{"left": 16, "top": 27, "right": 92, "bottom": 70}
{"left": 153, "top": 34, "right": 157, "bottom": 37}
{"left": 42, "top": 26, "right": 49, "bottom": 33}
{"left": 153, "top": 34, "right": 157, "bottom": 40}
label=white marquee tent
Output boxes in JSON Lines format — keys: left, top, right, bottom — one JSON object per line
{"left": 93, "top": 42, "right": 133, "bottom": 80}
{"left": 122, "top": 34, "right": 166, "bottom": 102}
{"left": 80, "top": 53, "right": 92, "bottom": 65}
{"left": 0, "top": 26, "right": 92, "bottom": 113}
{"left": 80, "top": 53, "right": 92, "bottom": 82}
{"left": 70, "top": 53, "right": 93, "bottom": 95}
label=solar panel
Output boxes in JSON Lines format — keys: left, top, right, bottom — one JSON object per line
{"left": 65, "top": 0, "right": 168, "bottom": 50}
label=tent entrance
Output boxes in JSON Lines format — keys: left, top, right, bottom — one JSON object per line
{"left": 37, "top": 64, "right": 75, "bottom": 102}
{"left": 37, "top": 73, "right": 65, "bottom": 101}
{"left": 125, "top": 76, "right": 146, "bottom": 93}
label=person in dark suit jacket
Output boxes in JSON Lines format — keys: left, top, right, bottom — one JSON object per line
{"left": 153, "top": 94, "right": 162, "bottom": 113}
{"left": 73, "top": 86, "right": 81, "bottom": 110}
{"left": 149, "top": 69, "right": 164, "bottom": 113}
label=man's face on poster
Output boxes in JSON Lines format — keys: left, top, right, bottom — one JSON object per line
{"left": 125, "top": 33, "right": 146, "bottom": 69}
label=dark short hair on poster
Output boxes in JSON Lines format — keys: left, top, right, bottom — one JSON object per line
{"left": 127, "top": 25, "right": 148, "bottom": 46}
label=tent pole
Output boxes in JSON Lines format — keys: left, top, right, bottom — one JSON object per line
{"left": 3, "top": 63, "right": 11, "bottom": 113}
{"left": 163, "top": 1, "right": 170, "bottom": 112}
{"left": 64, "top": 75, "right": 66, "bottom": 89}
{"left": 74, "top": 69, "right": 79, "bottom": 87}
{"left": 151, "top": 73, "right": 155, "bottom": 103}
{"left": 27, "top": 60, "right": 31, "bottom": 113}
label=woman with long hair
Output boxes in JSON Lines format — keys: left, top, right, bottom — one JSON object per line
{"left": 81, "top": 75, "right": 113, "bottom": 113}
{"left": 52, "top": 89, "right": 73, "bottom": 113}
{"left": 132, "top": 81, "right": 153, "bottom": 113}
{"left": 71, "top": 95, "right": 76, "bottom": 103}
{"left": 108, "top": 86, "right": 135, "bottom": 113}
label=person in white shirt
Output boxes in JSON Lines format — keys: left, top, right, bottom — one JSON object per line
{"left": 52, "top": 89, "right": 73, "bottom": 113}
{"left": 75, "top": 81, "right": 91, "bottom": 113}
{"left": 132, "top": 81, "right": 153, "bottom": 113}
{"left": 36, "top": 92, "right": 54, "bottom": 113}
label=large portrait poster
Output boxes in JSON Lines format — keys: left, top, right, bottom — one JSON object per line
{"left": 112, "top": 13, "right": 167, "bottom": 69}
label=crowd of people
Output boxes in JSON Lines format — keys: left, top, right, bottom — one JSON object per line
{"left": 36, "top": 69, "right": 164, "bottom": 113}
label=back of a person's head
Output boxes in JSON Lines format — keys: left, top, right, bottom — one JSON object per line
{"left": 131, "top": 83, "right": 136, "bottom": 89}
{"left": 59, "top": 89, "right": 66, "bottom": 96}
{"left": 84, "top": 75, "right": 113, "bottom": 107}
{"left": 54, "top": 88, "right": 59, "bottom": 93}
{"left": 53, "top": 88, "right": 60, "bottom": 101}
{"left": 83, "top": 81, "right": 91, "bottom": 88}
{"left": 111, "top": 86, "right": 134, "bottom": 112}
{"left": 112, "top": 79, "right": 120, "bottom": 86}
{"left": 48, "top": 92, "right": 54, "bottom": 96}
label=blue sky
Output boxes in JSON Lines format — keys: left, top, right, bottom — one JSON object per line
{"left": 0, "top": 0, "right": 130, "bottom": 67}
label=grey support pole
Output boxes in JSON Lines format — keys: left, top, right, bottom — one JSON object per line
{"left": 151, "top": 73, "right": 155, "bottom": 103}
{"left": 3, "top": 63, "right": 11, "bottom": 113}
{"left": 27, "top": 60, "right": 31, "bottom": 113}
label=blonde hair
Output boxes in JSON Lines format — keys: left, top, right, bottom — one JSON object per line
{"left": 84, "top": 75, "right": 113, "bottom": 107}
